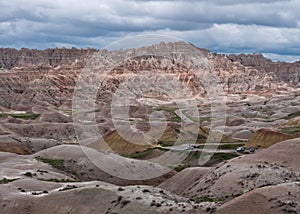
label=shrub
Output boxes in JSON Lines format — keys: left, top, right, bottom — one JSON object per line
{"left": 37, "top": 158, "right": 65, "bottom": 170}
{"left": 0, "top": 178, "right": 18, "bottom": 184}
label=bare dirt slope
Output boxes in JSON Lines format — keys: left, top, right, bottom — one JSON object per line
{"left": 217, "top": 182, "right": 300, "bottom": 214}
{"left": 180, "top": 138, "right": 300, "bottom": 203}
{"left": 0, "top": 179, "right": 205, "bottom": 214}
{"left": 158, "top": 167, "right": 210, "bottom": 195}
{"left": 245, "top": 128, "right": 297, "bottom": 148}
{"left": 33, "top": 144, "right": 176, "bottom": 186}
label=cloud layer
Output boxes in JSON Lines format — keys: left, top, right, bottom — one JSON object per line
{"left": 0, "top": 0, "right": 299, "bottom": 61}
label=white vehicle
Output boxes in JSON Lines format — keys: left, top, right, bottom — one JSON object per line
{"left": 236, "top": 147, "right": 245, "bottom": 152}
{"left": 185, "top": 145, "right": 194, "bottom": 150}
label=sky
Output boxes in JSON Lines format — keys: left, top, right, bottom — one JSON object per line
{"left": 1, "top": 0, "right": 300, "bottom": 62}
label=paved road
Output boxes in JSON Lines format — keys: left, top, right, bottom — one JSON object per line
{"left": 162, "top": 143, "right": 237, "bottom": 153}
{"left": 173, "top": 110, "right": 247, "bottom": 153}
{"left": 175, "top": 109, "right": 194, "bottom": 123}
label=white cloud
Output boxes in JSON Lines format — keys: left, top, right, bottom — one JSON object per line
{"left": 0, "top": 0, "right": 299, "bottom": 61}
{"left": 263, "top": 53, "right": 300, "bottom": 62}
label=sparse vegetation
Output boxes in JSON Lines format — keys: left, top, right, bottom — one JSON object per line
{"left": 220, "top": 134, "right": 245, "bottom": 144}
{"left": 283, "top": 111, "right": 300, "bottom": 120}
{"left": 158, "top": 141, "right": 175, "bottom": 147}
{"left": 127, "top": 147, "right": 169, "bottom": 159}
{"left": 37, "top": 169, "right": 48, "bottom": 173}
{"left": 0, "top": 113, "right": 40, "bottom": 120}
{"left": 168, "top": 150, "right": 240, "bottom": 171}
{"left": 120, "top": 199, "right": 131, "bottom": 208}
{"left": 18, "top": 187, "right": 26, "bottom": 192}
{"left": 24, "top": 172, "right": 33, "bottom": 177}
{"left": 59, "top": 185, "right": 77, "bottom": 191}
{"left": 130, "top": 148, "right": 240, "bottom": 170}
{"left": 197, "top": 134, "right": 207, "bottom": 143}
{"left": 39, "top": 178, "right": 76, "bottom": 183}
{"left": 142, "top": 189, "right": 151, "bottom": 193}
{"left": 194, "top": 197, "right": 219, "bottom": 203}
{"left": 181, "top": 110, "right": 198, "bottom": 122}
{"left": 171, "top": 114, "right": 182, "bottom": 122}
{"left": 153, "top": 106, "right": 182, "bottom": 122}
{"left": 153, "top": 106, "right": 176, "bottom": 113}
{"left": 202, "top": 153, "right": 240, "bottom": 167}
{"left": 0, "top": 178, "right": 18, "bottom": 184}
{"left": 173, "top": 164, "right": 190, "bottom": 172}
{"left": 281, "top": 126, "right": 300, "bottom": 135}
{"left": 118, "top": 187, "right": 125, "bottom": 191}
{"left": 199, "top": 116, "right": 212, "bottom": 123}
{"left": 37, "top": 157, "right": 65, "bottom": 170}
{"left": 31, "top": 190, "right": 49, "bottom": 195}
{"left": 31, "top": 192, "right": 42, "bottom": 195}
{"left": 150, "top": 201, "right": 162, "bottom": 207}
{"left": 127, "top": 149, "right": 153, "bottom": 159}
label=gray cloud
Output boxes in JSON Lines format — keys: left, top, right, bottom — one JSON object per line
{"left": 0, "top": 0, "right": 299, "bottom": 61}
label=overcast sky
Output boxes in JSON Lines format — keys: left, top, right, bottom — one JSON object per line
{"left": 1, "top": 0, "right": 300, "bottom": 61}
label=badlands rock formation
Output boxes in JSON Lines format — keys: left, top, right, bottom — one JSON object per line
{"left": 245, "top": 128, "right": 299, "bottom": 148}
{"left": 0, "top": 42, "right": 299, "bottom": 213}
{"left": 0, "top": 42, "right": 299, "bottom": 109}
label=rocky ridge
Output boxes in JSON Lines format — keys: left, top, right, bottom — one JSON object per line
{"left": 0, "top": 42, "right": 299, "bottom": 110}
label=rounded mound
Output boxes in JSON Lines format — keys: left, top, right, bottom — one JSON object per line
{"left": 245, "top": 128, "right": 296, "bottom": 148}
{"left": 34, "top": 145, "right": 176, "bottom": 186}
{"left": 218, "top": 182, "right": 300, "bottom": 214}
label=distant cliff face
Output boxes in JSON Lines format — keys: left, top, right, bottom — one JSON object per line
{"left": 0, "top": 42, "right": 299, "bottom": 109}
{"left": 228, "top": 53, "right": 300, "bottom": 85}
{"left": 0, "top": 48, "right": 97, "bottom": 69}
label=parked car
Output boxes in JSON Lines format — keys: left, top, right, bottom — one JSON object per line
{"left": 236, "top": 147, "right": 245, "bottom": 152}
{"left": 191, "top": 144, "right": 200, "bottom": 149}
{"left": 249, "top": 147, "right": 255, "bottom": 153}
{"left": 185, "top": 145, "right": 194, "bottom": 150}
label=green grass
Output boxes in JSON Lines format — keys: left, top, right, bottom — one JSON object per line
{"left": 158, "top": 141, "right": 175, "bottom": 147}
{"left": 0, "top": 113, "right": 40, "bottom": 120}
{"left": 171, "top": 114, "right": 182, "bottom": 122}
{"left": 129, "top": 147, "right": 240, "bottom": 170}
{"left": 199, "top": 116, "right": 212, "bottom": 123}
{"left": 127, "top": 149, "right": 153, "bottom": 159}
{"left": 281, "top": 126, "right": 300, "bottom": 135}
{"left": 194, "top": 197, "right": 219, "bottom": 203}
{"left": 171, "top": 151, "right": 239, "bottom": 170}
{"left": 173, "top": 164, "right": 190, "bottom": 172}
{"left": 37, "top": 158, "right": 80, "bottom": 178}
{"left": 202, "top": 152, "right": 240, "bottom": 167}
{"left": 37, "top": 158, "right": 65, "bottom": 171}
{"left": 153, "top": 106, "right": 176, "bottom": 113}
{"left": 186, "top": 150, "right": 202, "bottom": 159}
{"left": 0, "top": 178, "right": 18, "bottom": 184}
{"left": 153, "top": 106, "right": 182, "bottom": 122}
{"left": 178, "top": 110, "right": 211, "bottom": 123}
{"left": 197, "top": 134, "right": 207, "bottom": 143}
{"left": 283, "top": 111, "right": 300, "bottom": 120}
{"left": 127, "top": 147, "right": 170, "bottom": 159}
